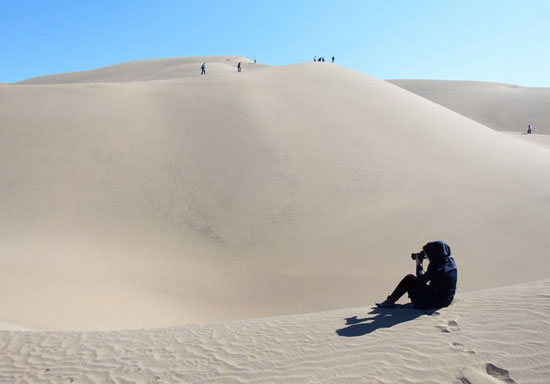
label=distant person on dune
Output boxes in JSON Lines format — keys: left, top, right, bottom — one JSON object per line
{"left": 238, "top": 62, "right": 241, "bottom": 72}
{"left": 527, "top": 124, "right": 532, "bottom": 134}
{"left": 201, "top": 62, "right": 206, "bottom": 75}
{"left": 376, "top": 241, "right": 457, "bottom": 309}
{"left": 314, "top": 56, "right": 317, "bottom": 62}
{"left": 332, "top": 56, "right": 335, "bottom": 63}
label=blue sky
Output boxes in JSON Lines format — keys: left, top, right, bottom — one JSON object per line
{"left": 2, "top": 0, "right": 550, "bottom": 86}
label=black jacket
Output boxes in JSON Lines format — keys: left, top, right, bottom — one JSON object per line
{"left": 412, "top": 241, "right": 457, "bottom": 308}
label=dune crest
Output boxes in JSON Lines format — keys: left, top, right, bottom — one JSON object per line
{"left": 17, "top": 56, "right": 259, "bottom": 84}
{"left": 389, "top": 79, "right": 550, "bottom": 135}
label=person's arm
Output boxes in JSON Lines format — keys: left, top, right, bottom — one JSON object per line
{"left": 416, "top": 262, "right": 424, "bottom": 277}
{"left": 415, "top": 257, "right": 432, "bottom": 283}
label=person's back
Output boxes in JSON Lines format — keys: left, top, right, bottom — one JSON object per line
{"left": 424, "top": 255, "right": 457, "bottom": 307}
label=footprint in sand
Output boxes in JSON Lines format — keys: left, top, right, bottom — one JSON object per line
{"left": 459, "top": 363, "right": 516, "bottom": 384}
{"left": 437, "top": 319, "right": 459, "bottom": 333}
{"left": 486, "top": 363, "right": 516, "bottom": 383}
{"left": 451, "top": 341, "right": 476, "bottom": 355}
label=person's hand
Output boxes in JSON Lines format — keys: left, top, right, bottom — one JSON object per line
{"left": 415, "top": 255, "right": 423, "bottom": 267}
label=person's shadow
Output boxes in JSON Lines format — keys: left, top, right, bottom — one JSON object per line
{"left": 336, "top": 305, "right": 439, "bottom": 337}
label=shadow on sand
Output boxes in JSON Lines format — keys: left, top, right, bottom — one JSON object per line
{"left": 336, "top": 305, "right": 439, "bottom": 337}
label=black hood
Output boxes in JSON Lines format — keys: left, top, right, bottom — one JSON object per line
{"left": 423, "top": 241, "right": 452, "bottom": 263}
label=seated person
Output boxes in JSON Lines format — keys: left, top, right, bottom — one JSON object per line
{"left": 376, "top": 241, "right": 457, "bottom": 309}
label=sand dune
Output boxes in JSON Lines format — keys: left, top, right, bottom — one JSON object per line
{"left": 389, "top": 79, "right": 550, "bottom": 135}
{"left": 2, "top": 59, "right": 550, "bottom": 331}
{"left": 1, "top": 279, "right": 548, "bottom": 383}
{"left": 502, "top": 132, "right": 550, "bottom": 149}
{"left": 17, "top": 56, "right": 260, "bottom": 84}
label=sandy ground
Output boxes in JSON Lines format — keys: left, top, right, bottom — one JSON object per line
{"left": 2, "top": 57, "right": 550, "bottom": 331}
{"left": 388, "top": 79, "right": 550, "bottom": 134}
{"left": 501, "top": 131, "right": 550, "bottom": 149}
{"left": 1, "top": 279, "right": 548, "bottom": 383}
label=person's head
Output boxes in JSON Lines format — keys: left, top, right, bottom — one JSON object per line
{"left": 422, "top": 241, "right": 451, "bottom": 263}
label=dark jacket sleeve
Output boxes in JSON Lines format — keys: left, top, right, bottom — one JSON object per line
{"left": 416, "top": 264, "right": 433, "bottom": 284}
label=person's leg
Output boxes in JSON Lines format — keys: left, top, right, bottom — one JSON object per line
{"left": 388, "top": 274, "right": 417, "bottom": 302}
{"left": 376, "top": 274, "right": 416, "bottom": 308}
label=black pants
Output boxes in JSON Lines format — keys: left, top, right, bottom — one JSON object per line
{"left": 201, "top": 69, "right": 206, "bottom": 75}
{"left": 389, "top": 274, "right": 441, "bottom": 309}
{"left": 389, "top": 274, "right": 417, "bottom": 303}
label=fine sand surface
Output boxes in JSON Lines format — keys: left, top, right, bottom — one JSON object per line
{"left": 388, "top": 79, "right": 550, "bottom": 134}
{"left": 501, "top": 132, "right": 550, "bottom": 149}
{"left": 2, "top": 57, "right": 550, "bottom": 331}
{"left": 1, "top": 280, "right": 549, "bottom": 383}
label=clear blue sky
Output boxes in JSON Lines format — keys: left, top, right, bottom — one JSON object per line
{"left": 2, "top": 0, "right": 550, "bottom": 86}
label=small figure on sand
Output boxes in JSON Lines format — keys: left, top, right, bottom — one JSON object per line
{"left": 332, "top": 56, "right": 335, "bottom": 63}
{"left": 254, "top": 58, "right": 256, "bottom": 63}
{"left": 376, "top": 241, "right": 457, "bottom": 309}
{"left": 314, "top": 56, "right": 317, "bottom": 62}
{"left": 238, "top": 62, "right": 241, "bottom": 73}
{"left": 527, "top": 124, "right": 532, "bottom": 134}
{"left": 200, "top": 62, "right": 206, "bottom": 75}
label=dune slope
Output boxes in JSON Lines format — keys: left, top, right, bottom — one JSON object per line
{"left": 2, "top": 60, "right": 550, "bottom": 330}
{"left": 16, "top": 56, "right": 259, "bottom": 84}
{"left": 389, "top": 79, "right": 550, "bottom": 134}
{"left": 1, "top": 279, "right": 549, "bottom": 383}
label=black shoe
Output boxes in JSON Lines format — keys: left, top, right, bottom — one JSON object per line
{"left": 375, "top": 297, "right": 396, "bottom": 308}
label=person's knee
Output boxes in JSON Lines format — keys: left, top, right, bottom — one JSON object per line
{"left": 400, "top": 274, "right": 416, "bottom": 289}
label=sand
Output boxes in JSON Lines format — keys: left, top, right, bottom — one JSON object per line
{"left": 2, "top": 57, "right": 550, "bottom": 331}
{"left": 388, "top": 79, "right": 550, "bottom": 134}
{"left": 1, "top": 279, "right": 548, "bottom": 383}
{"left": 501, "top": 132, "right": 550, "bottom": 149}
{"left": 17, "top": 56, "right": 261, "bottom": 84}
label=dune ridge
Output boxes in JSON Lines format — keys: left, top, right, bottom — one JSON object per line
{"left": 1, "top": 279, "right": 548, "bottom": 383}
{"left": 389, "top": 79, "right": 550, "bottom": 135}
{"left": 16, "top": 56, "right": 259, "bottom": 85}
{"left": 2, "top": 59, "right": 550, "bottom": 331}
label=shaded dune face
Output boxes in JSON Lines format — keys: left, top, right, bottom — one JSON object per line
{"left": 389, "top": 79, "right": 550, "bottom": 134}
{"left": 2, "top": 60, "right": 550, "bottom": 330}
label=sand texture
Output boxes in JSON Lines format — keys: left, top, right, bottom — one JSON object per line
{"left": 2, "top": 58, "right": 550, "bottom": 330}
{"left": 388, "top": 79, "right": 550, "bottom": 134}
{"left": 1, "top": 279, "right": 549, "bottom": 383}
